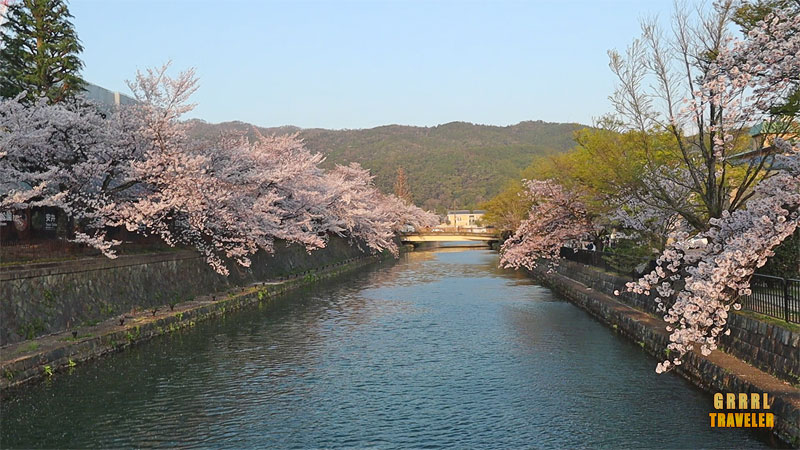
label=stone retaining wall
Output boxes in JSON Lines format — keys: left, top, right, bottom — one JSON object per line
{"left": 533, "top": 263, "right": 800, "bottom": 447}
{"left": 1, "top": 254, "right": 383, "bottom": 392}
{"left": 553, "top": 261, "right": 800, "bottom": 385}
{"left": 0, "top": 237, "right": 366, "bottom": 345}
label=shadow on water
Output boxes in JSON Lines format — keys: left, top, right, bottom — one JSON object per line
{"left": 0, "top": 248, "right": 774, "bottom": 448}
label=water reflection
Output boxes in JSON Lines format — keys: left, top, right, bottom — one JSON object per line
{"left": 1, "top": 248, "right": 768, "bottom": 449}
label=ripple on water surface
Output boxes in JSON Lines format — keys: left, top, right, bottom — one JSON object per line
{"left": 1, "top": 249, "right": 770, "bottom": 449}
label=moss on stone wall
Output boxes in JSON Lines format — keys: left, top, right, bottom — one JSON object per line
{"left": 0, "top": 236, "right": 368, "bottom": 345}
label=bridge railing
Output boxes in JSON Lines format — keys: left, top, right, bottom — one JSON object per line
{"left": 402, "top": 227, "right": 498, "bottom": 236}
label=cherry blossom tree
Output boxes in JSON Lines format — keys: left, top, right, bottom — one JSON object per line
{"left": 625, "top": 5, "right": 800, "bottom": 371}
{"left": 499, "top": 180, "right": 594, "bottom": 270}
{"left": 204, "top": 131, "right": 330, "bottom": 255}
{"left": 108, "top": 64, "right": 246, "bottom": 272}
{"left": 119, "top": 68, "right": 353, "bottom": 273}
{"left": 606, "top": 0, "right": 788, "bottom": 232}
{"left": 0, "top": 64, "right": 239, "bottom": 267}
{"left": 718, "top": 3, "right": 800, "bottom": 119}
{"left": 316, "top": 163, "right": 398, "bottom": 256}
{"left": 383, "top": 193, "right": 440, "bottom": 232}
{"left": 627, "top": 141, "right": 798, "bottom": 373}
{"left": 0, "top": 93, "right": 144, "bottom": 257}
{"left": 307, "top": 162, "right": 438, "bottom": 257}
{"left": 2, "top": 61, "right": 441, "bottom": 274}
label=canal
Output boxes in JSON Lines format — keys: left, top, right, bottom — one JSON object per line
{"left": 1, "top": 248, "right": 768, "bottom": 448}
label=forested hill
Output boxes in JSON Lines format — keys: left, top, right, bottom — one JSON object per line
{"left": 187, "top": 120, "right": 586, "bottom": 211}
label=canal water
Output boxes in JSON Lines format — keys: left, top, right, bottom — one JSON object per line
{"left": 1, "top": 248, "right": 768, "bottom": 448}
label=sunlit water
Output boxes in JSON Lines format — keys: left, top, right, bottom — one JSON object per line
{"left": 0, "top": 248, "right": 768, "bottom": 448}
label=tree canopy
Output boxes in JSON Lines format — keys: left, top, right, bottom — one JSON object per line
{"left": 496, "top": 0, "right": 800, "bottom": 372}
{"left": 0, "top": 0, "right": 86, "bottom": 103}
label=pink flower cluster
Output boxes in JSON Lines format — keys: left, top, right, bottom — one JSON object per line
{"left": 625, "top": 6, "right": 800, "bottom": 372}
{"left": 499, "top": 180, "right": 593, "bottom": 271}
{"left": 628, "top": 141, "right": 798, "bottom": 372}
{"left": 0, "top": 64, "right": 438, "bottom": 274}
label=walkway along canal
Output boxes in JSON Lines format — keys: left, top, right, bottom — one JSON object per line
{"left": 0, "top": 248, "right": 773, "bottom": 448}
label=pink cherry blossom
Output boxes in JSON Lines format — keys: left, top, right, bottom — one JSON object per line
{"left": 499, "top": 180, "right": 593, "bottom": 270}
{"left": 1, "top": 63, "right": 438, "bottom": 274}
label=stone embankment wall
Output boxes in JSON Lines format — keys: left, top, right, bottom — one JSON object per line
{"left": 1, "top": 254, "right": 382, "bottom": 392}
{"left": 532, "top": 261, "right": 800, "bottom": 447}
{"left": 1, "top": 237, "right": 366, "bottom": 346}
{"left": 554, "top": 260, "right": 800, "bottom": 385}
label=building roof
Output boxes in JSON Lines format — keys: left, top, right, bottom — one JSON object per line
{"left": 728, "top": 152, "right": 792, "bottom": 170}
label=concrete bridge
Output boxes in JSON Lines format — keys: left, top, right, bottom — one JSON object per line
{"left": 400, "top": 230, "right": 500, "bottom": 245}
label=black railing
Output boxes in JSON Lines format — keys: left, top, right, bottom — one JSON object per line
{"left": 558, "top": 247, "right": 654, "bottom": 279}
{"left": 740, "top": 274, "right": 800, "bottom": 324}
{"left": 560, "top": 247, "right": 799, "bottom": 324}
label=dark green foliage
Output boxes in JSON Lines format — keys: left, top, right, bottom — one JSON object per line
{"left": 732, "top": 0, "right": 798, "bottom": 32}
{"left": 189, "top": 120, "right": 583, "bottom": 211}
{"left": 760, "top": 229, "right": 800, "bottom": 278}
{"left": 602, "top": 240, "right": 657, "bottom": 275}
{"left": 0, "top": 0, "right": 86, "bottom": 102}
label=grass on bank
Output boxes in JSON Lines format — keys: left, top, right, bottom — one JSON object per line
{"left": 735, "top": 310, "right": 800, "bottom": 334}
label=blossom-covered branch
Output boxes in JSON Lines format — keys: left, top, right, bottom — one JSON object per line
{"left": 1, "top": 63, "right": 438, "bottom": 274}
{"left": 626, "top": 5, "right": 800, "bottom": 372}
{"left": 627, "top": 141, "right": 799, "bottom": 372}
{"left": 499, "top": 180, "right": 593, "bottom": 270}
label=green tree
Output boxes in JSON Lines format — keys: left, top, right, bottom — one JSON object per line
{"left": 481, "top": 179, "right": 530, "bottom": 234}
{"left": 733, "top": 0, "right": 798, "bottom": 31}
{"left": 0, "top": 0, "right": 86, "bottom": 103}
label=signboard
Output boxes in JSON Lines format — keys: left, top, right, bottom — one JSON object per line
{"left": 45, "top": 212, "right": 57, "bottom": 231}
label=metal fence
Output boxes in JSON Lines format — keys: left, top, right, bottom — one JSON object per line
{"left": 558, "top": 247, "right": 654, "bottom": 279}
{"left": 560, "top": 247, "right": 800, "bottom": 324}
{"left": 1, "top": 235, "right": 172, "bottom": 266}
{"left": 739, "top": 274, "right": 800, "bottom": 324}
{"left": 0, "top": 238, "right": 99, "bottom": 263}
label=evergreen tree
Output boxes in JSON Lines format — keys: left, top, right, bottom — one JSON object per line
{"left": 394, "top": 167, "right": 412, "bottom": 203}
{"left": 0, "top": 0, "right": 85, "bottom": 103}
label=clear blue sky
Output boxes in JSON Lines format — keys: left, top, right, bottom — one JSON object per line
{"left": 71, "top": 0, "right": 681, "bottom": 129}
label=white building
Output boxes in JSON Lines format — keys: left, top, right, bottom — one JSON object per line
{"left": 84, "top": 83, "right": 137, "bottom": 107}
{"left": 444, "top": 210, "right": 486, "bottom": 229}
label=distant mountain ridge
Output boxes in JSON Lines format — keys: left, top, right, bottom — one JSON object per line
{"left": 187, "top": 119, "right": 587, "bottom": 211}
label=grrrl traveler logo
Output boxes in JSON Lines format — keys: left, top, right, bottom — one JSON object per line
{"left": 709, "top": 392, "right": 773, "bottom": 428}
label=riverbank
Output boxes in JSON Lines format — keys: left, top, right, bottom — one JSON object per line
{"left": 0, "top": 252, "right": 387, "bottom": 393}
{"left": 1, "top": 236, "right": 374, "bottom": 346}
{"left": 529, "top": 262, "right": 800, "bottom": 447}
{"left": 1, "top": 247, "right": 770, "bottom": 449}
